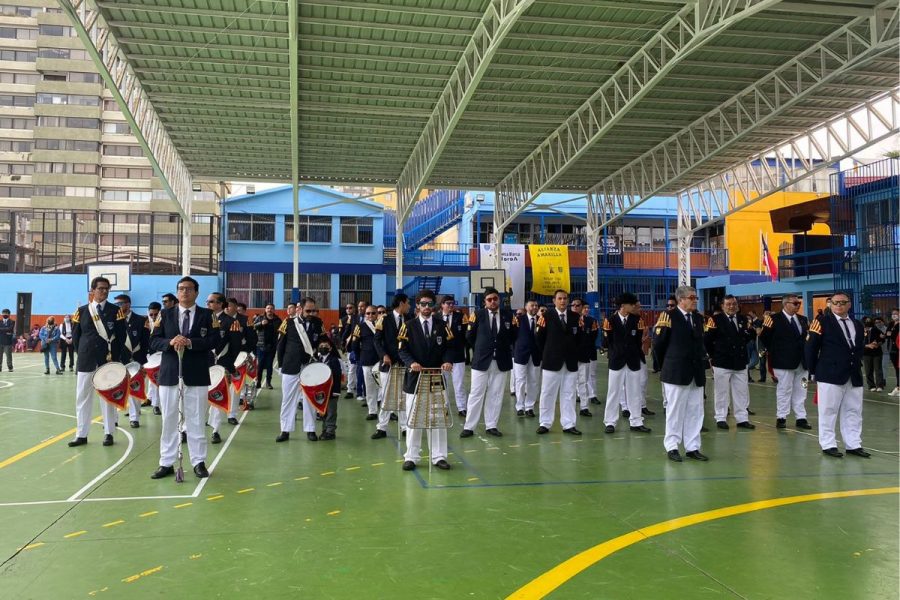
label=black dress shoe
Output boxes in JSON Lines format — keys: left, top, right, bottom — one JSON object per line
{"left": 604, "top": 425, "right": 615, "bottom": 434}
{"left": 68, "top": 437, "right": 87, "bottom": 447}
{"left": 641, "top": 407, "right": 655, "bottom": 416}
{"left": 458, "top": 409, "right": 467, "bottom": 417}
{"left": 516, "top": 409, "right": 525, "bottom": 417}
{"left": 365, "top": 413, "right": 377, "bottom": 421}
{"left": 525, "top": 409, "right": 535, "bottom": 418}
{"left": 716, "top": 421, "right": 729, "bottom": 430}
{"left": 180, "top": 431, "right": 187, "bottom": 444}
{"left": 772, "top": 377, "right": 779, "bottom": 384}
{"left": 102, "top": 434, "right": 114, "bottom": 446}
{"left": 579, "top": 409, "right": 592, "bottom": 417}
{"left": 822, "top": 447, "right": 843, "bottom": 458}
{"left": 459, "top": 429, "right": 474, "bottom": 438}
{"left": 536, "top": 426, "right": 549, "bottom": 434}
{"left": 630, "top": 425, "right": 651, "bottom": 433}
{"left": 686, "top": 450, "right": 709, "bottom": 461}
{"left": 371, "top": 429, "right": 387, "bottom": 439}
{"left": 275, "top": 432, "right": 290, "bottom": 442}
{"left": 667, "top": 449, "right": 683, "bottom": 462}
{"left": 153, "top": 406, "right": 162, "bottom": 415}
{"left": 211, "top": 431, "right": 222, "bottom": 444}
{"left": 227, "top": 417, "right": 239, "bottom": 425}
{"left": 434, "top": 459, "right": 451, "bottom": 470}
{"left": 563, "top": 427, "right": 582, "bottom": 436}
{"left": 389, "top": 413, "right": 398, "bottom": 421}
{"left": 307, "top": 432, "right": 318, "bottom": 441}
{"left": 845, "top": 447, "right": 871, "bottom": 458}
{"left": 700, "top": 426, "right": 709, "bottom": 433}
{"left": 795, "top": 419, "right": 812, "bottom": 430}
{"left": 736, "top": 421, "right": 755, "bottom": 430}
{"left": 265, "top": 383, "right": 274, "bottom": 390}
{"left": 747, "top": 408, "right": 755, "bottom": 415}
{"left": 590, "top": 397, "right": 601, "bottom": 405}
{"left": 622, "top": 409, "right": 631, "bottom": 419}
{"left": 776, "top": 418, "right": 786, "bottom": 429}
{"left": 193, "top": 462, "right": 209, "bottom": 478}
{"left": 141, "top": 400, "right": 152, "bottom": 407}
{"left": 402, "top": 460, "right": 416, "bottom": 471}
{"left": 402, "top": 430, "right": 407, "bottom": 437}
{"left": 320, "top": 431, "right": 336, "bottom": 441}
{"left": 344, "top": 392, "right": 353, "bottom": 399}
{"left": 747, "top": 376, "right": 755, "bottom": 383}
{"left": 130, "top": 420, "right": 140, "bottom": 429}
{"left": 151, "top": 465, "right": 174, "bottom": 479}
{"left": 485, "top": 428, "right": 502, "bottom": 437}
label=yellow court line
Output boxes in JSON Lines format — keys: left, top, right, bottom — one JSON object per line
{"left": 507, "top": 486, "right": 900, "bottom": 600}
{"left": 64, "top": 530, "right": 87, "bottom": 539}
{"left": 0, "top": 416, "right": 100, "bottom": 470}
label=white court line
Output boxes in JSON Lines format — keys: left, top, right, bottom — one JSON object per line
{"left": 0, "top": 494, "right": 194, "bottom": 508}
{"left": 67, "top": 424, "right": 135, "bottom": 501}
{"left": 191, "top": 408, "right": 248, "bottom": 498}
{"left": 753, "top": 419, "right": 900, "bottom": 456}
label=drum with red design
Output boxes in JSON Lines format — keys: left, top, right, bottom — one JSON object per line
{"left": 125, "top": 361, "right": 147, "bottom": 401}
{"left": 208, "top": 365, "right": 231, "bottom": 413}
{"left": 144, "top": 352, "right": 162, "bottom": 386}
{"left": 299, "top": 362, "right": 332, "bottom": 415}
{"left": 92, "top": 362, "right": 129, "bottom": 411}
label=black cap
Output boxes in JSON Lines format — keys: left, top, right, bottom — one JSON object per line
{"left": 114, "top": 294, "right": 131, "bottom": 303}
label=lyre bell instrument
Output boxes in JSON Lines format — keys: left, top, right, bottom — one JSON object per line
{"left": 379, "top": 365, "right": 406, "bottom": 413}
{"left": 406, "top": 368, "right": 452, "bottom": 430}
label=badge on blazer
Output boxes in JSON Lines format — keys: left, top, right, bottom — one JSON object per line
{"left": 200, "top": 327, "right": 207, "bottom": 336}
{"left": 504, "top": 321, "right": 510, "bottom": 329}
{"left": 106, "top": 321, "right": 114, "bottom": 329}
{"left": 631, "top": 330, "right": 636, "bottom": 336}
{"left": 436, "top": 336, "right": 443, "bottom": 345}
{"left": 571, "top": 327, "right": 578, "bottom": 334}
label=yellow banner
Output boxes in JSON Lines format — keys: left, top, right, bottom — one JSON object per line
{"left": 529, "top": 245, "right": 570, "bottom": 296}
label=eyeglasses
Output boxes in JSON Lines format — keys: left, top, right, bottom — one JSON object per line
{"left": 418, "top": 301, "right": 435, "bottom": 307}
{"left": 832, "top": 300, "right": 850, "bottom": 306}
{"left": 485, "top": 297, "right": 500, "bottom": 303}
{"left": 786, "top": 301, "right": 802, "bottom": 305}
{"left": 304, "top": 309, "right": 318, "bottom": 314}
{"left": 94, "top": 286, "right": 110, "bottom": 292}
{"left": 176, "top": 286, "right": 195, "bottom": 292}
{"left": 377, "top": 310, "right": 387, "bottom": 315}
{"left": 686, "top": 295, "right": 698, "bottom": 300}
{"left": 365, "top": 311, "right": 376, "bottom": 315}
{"left": 666, "top": 304, "right": 676, "bottom": 308}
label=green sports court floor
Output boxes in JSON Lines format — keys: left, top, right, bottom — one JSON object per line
{"left": 0, "top": 352, "right": 897, "bottom": 599}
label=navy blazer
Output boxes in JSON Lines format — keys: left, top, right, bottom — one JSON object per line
{"left": 440, "top": 310, "right": 468, "bottom": 364}
{"left": 121, "top": 311, "right": 149, "bottom": 365}
{"left": 72, "top": 302, "right": 126, "bottom": 373}
{"left": 535, "top": 309, "right": 582, "bottom": 372}
{"left": 653, "top": 308, "right": 706, "bottom": 387}
{"left": 759, "top": 311, "right": 808, "bottom": 370}
{"left": 374, "top": 310, "right": 404, "bottom": 365}
{"left": 466, "top": 308, "right": 517, "bottom": 372}
{"left": 513, "top": 312, "right": 541, "bottom": 367}
{"left": 149, "top": 305, "right": 220, "bottom": 387}
{"left": 805, "top": 313, "right": 864, "bottom": 387}
{"left": 398, "top": 315, "right": 452, "bottom": 394}
{"left": 350, "top": 320, "right": 381, "bottom": 367}
{"left": 603, "top": 312, "right": 644, "bottom": 372}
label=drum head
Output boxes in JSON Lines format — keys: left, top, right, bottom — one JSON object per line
{"left": 125, "top": 361, "right": 142, "bottom": 377}
{"left": 93, "top": 363, "right": 127, "bottom": 390}
{"left": 145, "top": 353, "right": 162, "bottom": 369}
{"left": 209, "top": 365, "right": 227, "bottom": 387}
{"left": 234, "top": 351, "right": 248, "bottom": 368}
{"left": 299, "top": 361, "right": 331, "bottom": 386}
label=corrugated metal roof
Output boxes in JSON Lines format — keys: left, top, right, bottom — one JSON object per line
{"left": 93, "top": 0, "right": 897, "bottom": 190}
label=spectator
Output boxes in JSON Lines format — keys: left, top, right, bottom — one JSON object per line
{"left": 39, "top": 317, "right": 62, "bottom": 375}
{"left": 58, "top": 313, "right": 75, "bottom": 371}
{"left": 862, "top": 316, "right": 884, "bottom": 391}
{"left": 887, "top": 308, "right": 899, "bottom": 396}
{"left": 15, "top": 336, "right": 26, "bottom": 353}
{"left": 0, "top": 308, "right": 14, "bottom": 371}
{"left": 27, "top": 326, "right": 40, "bottom": 351}
{"left": 746, "top": 310, "right": 759, "bottom": 381}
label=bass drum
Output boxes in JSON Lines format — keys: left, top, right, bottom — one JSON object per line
{"left": 299, "top": 362, "right": 333, "bottom": 415}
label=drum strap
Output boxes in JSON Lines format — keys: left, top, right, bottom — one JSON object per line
{"left": 364, "top": 321, "right": 376, "bottom": 335}
{"left": 123, "top": 314, "right": 139, "bottom": 354}
{"left": 293, "top": 318, "right": 314, "bottom": 356}
{"left": 88, "top": 303, "right": 113, "bottom": 357}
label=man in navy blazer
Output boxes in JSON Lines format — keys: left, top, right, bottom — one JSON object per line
{"left": 460, "top": 287, "right": 517, "bottom": 438}
{"left": 512, "top": 300, "right": 541, "bottom": 417}
{"left": 535, "top": 289, "right": 584, "bottom": 435}
{"left": 806, "top": 291, "right": 869, "bottom": 458}
{"left": 149, "top": 276, "right": 220, "bottom": 480}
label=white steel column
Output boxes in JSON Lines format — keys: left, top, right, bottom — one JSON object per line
{"left": 676, "top": 193, "right": 692, "bottom": 287}
{"left": 586, "top": 192, "right": 600, "bottom": 294}
{"left": 395, "top": 221, "right": 404, "bottom": 292}
{"left": 289, "top": 0, "right": 300, "bottom": 301}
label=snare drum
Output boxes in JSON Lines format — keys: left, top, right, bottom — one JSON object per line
{"left": 144, "top": 352, "right": 162, "bottom": 386}
{"left": 125, "top": 361, "right": 147, "bottom": 401}
{"left": 299, "top": 362, "right": 333, "bottom": 415}
{"left": 92, "top": 362, "right": 129, "bottom": 410}
{"left": 208, "top": 365, "right": 231, "bottom": 412}
{"left": 231, "top": 351, "right": 248, "bottom": 392}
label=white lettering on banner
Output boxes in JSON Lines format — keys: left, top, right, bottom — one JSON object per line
{"left": 479, "top": 244, "right": 525, "bottom": 309}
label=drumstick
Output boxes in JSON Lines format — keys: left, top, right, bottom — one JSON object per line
{"left": 175, "top": 347, "right": 185, "bottom": 483}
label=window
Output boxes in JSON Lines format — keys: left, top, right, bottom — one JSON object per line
{"left": 102, "top": 166, "right": 152, "bottom": 179}
{"left": 0, "top": 50, "right": 36, "bottom": 62}
{"left": 226, "top": 272, "right": 274, "bottom": 309}
{"left": 0, "top": 139, "right": 32, "bottom": 152}
{"left": 340, "top": 217, "right": 373, "bottom": 244}
{"left": 102, "top": 144, "right": 144, "bottom": 157}
{"left": 101, "top": 189, "right": 151, "bottom": 202}
{"left": 102, "top": 122, "right": 130, "bottom": 135}
{"left": 339, "top": 275, "right": 372, "bottom": 307}
{"left": 283, "top": 273, "right": 331, "bottom": 308}
{"left": 36, "top": 93, "right": 99, "bottom": 106}
{"left": 0, "top": 94, "right": 34, "bottom": 107}
{"left": 227, "top": 214, "right": 275, "bottom": 241}
{"left": 284, "top": 215, "right": 332, "bottom": 243}
{"left": 37, "top": 48, "right": 90, "bottom": 60}
{"left": 37, "top": 116, "right": 99, "bottom": 129}
{"left": 0, "top": 6, "right": 39, "bottom": 16}
{"left": 69, "top": 72, "right": 100, "bottom": 83}
{"left": 34, "top": 139, "right": 99, "bottom": 152}
{"left": 41, "top": 73, "right": 66, "bottom": 82}
{"left": 34, "top": 186, "right": 95, "bottom": 198}
{"left": 102, "top": 100, "right": 120, "bottom": 111}
{"left": 0, "top": 72, "right": 39, "bottom": 84}
{"left": 38, "top": 25, "right": 74, "bottom": 37}
{"left": 0, "top": 163, "right": 33, "bottom": 175}
{"left": 0, "top": 186, "right": 32, "bottom": 198}
{"left": 0, "top": 26, "right": 37, "bottom": 39}
{"left": 0, "top": 117, "right": 35, "bottom": 129}
{"left": 33, "top": 162, "right": 97, "bottom": 174}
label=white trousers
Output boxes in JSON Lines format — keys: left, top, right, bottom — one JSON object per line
{"left": 539, "top": 368, "right": 578, "bottom": 429}
{"left": 75, "top": 371, "right": 117, "bottom": 438}
{"left": 148, "top": 382, "right": 159, "bottom": 408}
{"left": 208, "top": 382, "right": 238, "bottom": 433}
{"left": 363, "top": 364, "right": 380, "bottom": 415}
{"left": 817, "top": 381, "right": 863, "bottom": 450}
{"left": 663, "top": 383, "right": 704, "bottom": 452}
{"left": 404, "top": 393, "right": 447, "bottom": 463}
{"left": 513, "top": 361, "right": 540, "bottom": 411}
{"left": 158, "top": 384, "right": 207, "bottom": 467}
{"left": 773, "top": 367, "right": 808, "bottom": 419}
{"left": 604, "top": 367, "right": 643, "bottom": 427}
{"left": 344, "top": 355, "right": 356, "bottom": 391}
{"left": 638, "top": 362, "right": 648, "bottom": 407}
{"left": 443, "top": 362, "right": 468, "bottom": 412}
{"left": 509, "top": 371, "right": 515, "bottom": 394}
{"left": 576, "top": 362, "right": 591, "bottom": 402}
{"left": 128, "top": 396, "right": 142, "bottom": 422}
{"left": 713, "top": 367, "right": 750, "bottom": 422}
{"left": 464, "top": 361, "right": 506, "bottom": 430}
{"left": 280, "top": 372, "right": 316, "bottom": 433}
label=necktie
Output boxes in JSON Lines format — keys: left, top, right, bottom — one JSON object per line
{"left": 686, "top": 312, "right": 692, "bottom": 328}
{"left": 731, "top": 316, "right": 738, "bottom": 333}
{"left": 530, "top": 317, "right": 535, "bottom": 333}
{"left": 791, "top": 316, "right": 801, "bottom": 334}
{"left": 840, "top": 318, "right": 853, "bottom": 347}
{"left": 396, "top": 314, "right": 401, "bottom": 329}
{"left": 491, "top": 312, "right": 498, "bottom": 337}
{"left": 423, "top": 319, "right": 430, "bottom": 338}
{"left": 181, "top": 309, "right": 190, "bottom": 336}
{"left": 559, "top": 312, "right": 566, "bottom": 327}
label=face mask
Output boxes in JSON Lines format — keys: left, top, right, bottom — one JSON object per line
{"left": 318, "top": 346, "right": 330, "bottom": 354}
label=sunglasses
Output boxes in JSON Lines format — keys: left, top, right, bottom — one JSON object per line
{"left": 686, "top": 295, "right": 698, "bottom": 300}
{"left": 377, "top": 310, "right": 386, "bottom": 314}
{"left": 666, "top": 304, "right": 676, "bottom": 308}
{"left": 832, "top": 300, "right": 850, "bottom": 306}
{"left": 419, "top": 301, "right": 435, "bottom": 307}
{"left": 304, "top": 309, "right": 318, "bottom": 314}
{"left": 485, "top": 297, "right": 500, "bottom": 302}
{"left": 786, "top": 301, "right": 802, "bottom": 305}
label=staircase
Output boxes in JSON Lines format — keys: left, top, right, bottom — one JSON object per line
{"left": 401, "top": 189, "right": 465, "bottom": 250}
{"left": 402, "top": 275, "right": 443, "bottom": 296}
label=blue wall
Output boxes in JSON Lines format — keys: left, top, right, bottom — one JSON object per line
{"left": 0, "top": 273, "right": 222, "bottom": 316}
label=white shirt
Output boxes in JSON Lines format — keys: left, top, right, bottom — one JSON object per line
{"left": 178, "top": 304, "right": 197, "bottom": 332}
{"left": 557, "top": 311, "right": 566, "bottom": 325}
{"left": 393, "top": 310, "right": 403, "bottom": 329}
{"left": 418, "top": 315, "right": 432, "bottom": 334}
{"left": 837, "top": 315, "right": 856, "bottom": 341}
{"left": 679, "top": 308, "right": 693, "bottom": 326}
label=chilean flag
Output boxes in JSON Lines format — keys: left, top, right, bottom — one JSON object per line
{"left": 761, "top": 232, "right": 778, "bottom": 281}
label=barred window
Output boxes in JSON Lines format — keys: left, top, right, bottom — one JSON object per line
{"left": 339, "top": 274, "right": 372, "bottom": 308}
{"left": 227, "top": 272, "right": 274, "bottom": 309}
{"left": 340, "top": 217, "right": 373, "bottom": 245}
{"left": 283, "top": 273, "right": 331, "bottom": 309}
{"left": 284, "top": 215, "right": 332, "bottom": 243}
{"left": 228, "top": 214, "right": 275, "bottom": 241}
{"left": 38, "top": 24, "right": 74, "bottom": 37}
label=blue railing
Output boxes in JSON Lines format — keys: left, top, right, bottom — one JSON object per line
{"left": 383, "top": 209, "right": 397, "bottom": 249}
{"left": 402, "top": 190, "right": 466, "bottom": 250}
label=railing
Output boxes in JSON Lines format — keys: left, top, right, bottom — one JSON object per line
{"left": 404, "top": 190, "right": 465, "bottom": 250}
{"left": 777, "top": 244, "right": 847, "bottom": 280}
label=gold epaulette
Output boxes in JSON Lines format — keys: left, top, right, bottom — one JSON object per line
{"left": 375, "top": 316, "right": 383, "bottom": 331}
{"left": 704, "top": 317, "right": 716, "bottom": 332}
{"left": 512, "top": 315, "right": 519, "bottom": 327}
{"left": 211, "top": 315, "right": 220, "bottom": 329}
{"left": 72, "top": 308, "right": 80, "bottom": 324}
{"left": 808, "top": 318, "right": 823, "bottom": 335}
{"left": 230, "top": 320, "right": 242, "bottom": 332}
{"left": 397, "top": 322, "right": 408, "bottom": 341}
{"left": 602, "top": 318, "right": 611, "bottom": 332}
{"left": 144, "top": 318, "right": 151, "bottom": 330}
{"left": 591, "top": 319, "right": 599, "bottom": 332}
{"left": 637, "top": 318, "right": 645, "bottom": 330}
{"left": 536, "top": 315, "right": 546, "bottom": 328}
{"left": 116, "top": 308, "right": 126, "bottom": 321}
{"left": 351, "top": 325, "right": 360, "bottom": 339}
{"left": 278, "top": 320, "right": 288, "bottom": 335}
{"left": 655, "top": 312, "right": 671, "bottom": 328}
{"left": 153, "top": 317, "right": 161, "bottom": 329}
{"left": 468, "top": 311, "right": 477, "bottom": 324}
{"left": 763, "top": 315, "right": 773, "bottom": 328}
